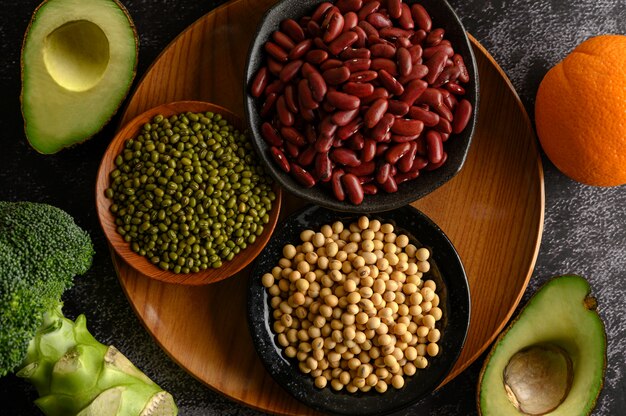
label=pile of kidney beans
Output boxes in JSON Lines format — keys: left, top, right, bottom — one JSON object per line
{"left": 250, "top": 0, "right": 473, "bottom": 205}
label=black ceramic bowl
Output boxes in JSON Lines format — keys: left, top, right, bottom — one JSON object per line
{"left": 247, "top": 205, "right": 470, "bottom": 415}
{"left": 244, "top": 0, "right": 479, "bottom": 213}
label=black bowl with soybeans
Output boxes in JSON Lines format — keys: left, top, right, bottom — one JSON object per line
{"left": 247, "top": 205, "right": 470, "bottom": 415}
{"left": 244, "top": 0, "right": 478, "bottom": 212}
{"left": 96, "top": 101, "right": 282, "bottom": 285}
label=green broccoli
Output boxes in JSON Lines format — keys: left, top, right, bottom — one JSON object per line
{"left": 0, "top": 201, "right": 177, "bottom": 416}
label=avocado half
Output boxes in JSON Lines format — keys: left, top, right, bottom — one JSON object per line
{"left": 478, "top": 275, "right": 606, "bottom": 416}
{"left": 21, "top": 0, "right": 138, "bottom": 154}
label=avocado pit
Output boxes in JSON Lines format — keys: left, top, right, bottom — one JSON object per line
{"left": 503, "top": 345, "right": 573, "bottom": 415}
{"left": 43, "top": 20, "right": 110, "bottom": 92}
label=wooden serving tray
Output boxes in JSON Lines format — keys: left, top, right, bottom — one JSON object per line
{"left": 114, "top": 0, "right": 544, "bottom": 414}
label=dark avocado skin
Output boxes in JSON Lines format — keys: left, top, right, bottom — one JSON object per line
{"left": 477, "top": 275, "right": 607, "bottom": 416}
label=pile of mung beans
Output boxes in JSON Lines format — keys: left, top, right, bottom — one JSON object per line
{"left": 262, "top": 216, "right": 443, "bottom": 393}
{"left": 105, "top": 111, "right": 275, "bottom": 273}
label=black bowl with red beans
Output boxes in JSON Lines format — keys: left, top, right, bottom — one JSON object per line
{"left": 244, "top": 0, "right": 478, "bottom": 212}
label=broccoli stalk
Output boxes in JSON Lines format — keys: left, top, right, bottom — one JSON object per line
{"left": 0, "top": 201, "right": 177, "bottom": 416}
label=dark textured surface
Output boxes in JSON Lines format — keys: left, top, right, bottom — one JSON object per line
{"left": 244, "top": 0, "right": 479, "bottom": 214}
{"left": 0, "top": 0, "right": 624, "bottom": 415}
{"left": 247, "top": 206, "right": 470, "bottom": 415}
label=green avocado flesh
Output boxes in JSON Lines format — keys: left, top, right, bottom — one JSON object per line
{"left": 21, "top": 0, "right": 137, "bottom": 154}
{"left": 478, "top": 275, "right": 606, "bottom": 416}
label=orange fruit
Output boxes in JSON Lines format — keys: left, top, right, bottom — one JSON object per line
{"left": 535, "top": 34, "right": 626, "bottom": 187}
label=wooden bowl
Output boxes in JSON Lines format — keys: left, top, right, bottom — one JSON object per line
{"left": 244, "top": 0, "right": 479, "bottom": 213}
{"left": 96, "top": 101, "right": 282, "bottom": 285}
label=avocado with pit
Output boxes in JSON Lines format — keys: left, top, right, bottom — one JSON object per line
{"left": 478, "top": 275, "right": 606, "bottom": 416}
{"left": 21, "top": 0, "right": 138, "bottom": 154}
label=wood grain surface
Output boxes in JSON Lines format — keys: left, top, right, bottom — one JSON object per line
{"left": 113, "top": 0, "right": 544, "bottom": 414}
{"left": 97, "top": 101, "right": 282, "bottom": 285}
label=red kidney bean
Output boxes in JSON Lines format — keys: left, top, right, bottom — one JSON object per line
{"left": 279, "top": 60, "right": 303, "bottom": 84}
{"left": 364, "top": 98, "right": 388, "bottom": 128}
{"left": 363, "top": 139, "right": 377, "bottom": 162}
{"left": 343, "top": 12, "right": 358, "bottom": 32}
{"left": 308, "top": 21, "right": 322, "bottom": 38}
{"left": 346, "top": 132, "right": 365, "bottom": 150}
{"left": 301, "top": 107, "right": 316, "bottom": 122}
{"left": 370, "top": 113, "right": 395, "bottom": 141}
{"left": 301, "top": 61, "right": 317, "bottom": 77}
{"left": 320, "top": 116, "right": 338, "bottom": 137}
{"left": 331, "top": 169, "right": 346, "bottom": 201}
{"left": 267, "top": 58, "right": 284, "bottom": 77}
{"left": 391, "top": 119, "right": 423, "bottom": 136}
{"left": 426, "top": 28, "right": 445, "bottom": 46}
{"left": 315, "top": 134, "right": 334, "bottom": 153}
{"left": 322, "top": 66, "right": 351, "bottom": 85}
{"left": 416, "top": 88, "right": 443, "bottom": 107}
{"left": 344, "top": 58, "right": 371, "bottom": 72}
{"left": 424, "top": 151, "right": 447, "bottom": 171}
{"left": 334, "top": 117, "right": 360, "bottom": 140}
{"left": 291, "top": 163, "right": 316, "bottom": 187}
{"left": 443, "top": 88, "right": 457, "bottom": 110}
{"left": 328, "top": 31, "right": 359, "bottom": 55}
{"left": 385, "top": 141, "right": 412, "bottom": 164}
{"left": 433, "top": 65, "right": 461, "bottom": 88}
{"left": 424, "top": 50, "right": 448, "bottom": 84}
{"left": 410, "top": 4, "right": 432, "bottom": 32}
{"left": 284, "top": 141, "right": 299, "bottom": 158}
{"left": 376, "top": 162, "right": 391, "bottom": 184}
{"left": 320, "top": 58, "right": 343, "bottom": 71}
{"left": 306, "top": 49, "right": 329, "bottom": 64}
{"left": 322, "top": 10, "right": 344, "bottom": 43}
{"left": 379, "top": 175, "right": 397, "bottom": 193}
{"left": 270, "top": 146, "right": 291, "bottom": 172}
{"left": 251, "top": 67, "right": 268, "bottom": 98}
{"left": 452, "top": 99, "right": 472, "bottom": 134}
{"left": 312, "top": 2, "right": 334, "bottom": 22}
{"left": 367, "top": 12, "right": 392, "bottom": 29}
{"left": 411, "top": 29, "right": 427, "bottom": 44}
{"left": 397, "top": 141, "right": 418, "bottom": 172}
{"left": 423, "top": 44, "right": 454, "bottom": 60}
{"left": 396, "top": 36, "right": 412, "bottom": 49}
{"left": 332, "top": 108, "right": 360, "bottom": 126}
{"left": 446, "top": 81, "right": 466, "bottom": 95}
{"left": 398, "top": 3, "right": 414, "bottom": 29}
{"left": 453, "top": 54, "right": 470, "bottom": 83}
{"left": 280, "top": 19, "right": 305, "bottom": 42}
{"left": 314, "top": 152, "right": 333, "bottom": 182}
{"left": 281, "top": 127, "right": 306, "bottom": 146}
{"left": 387, "top": 100, "right": 410, "bottom": 116}
{"left": 399, "top": 79, "right": 427, "bottom": 105}
{"left": 408, "top": 106, "right": 440, "bottom": 127}
{"left": 276, "top": 95, "right": 294, "bottom": 126}
{"left": 370, "top": 43, "right": 396, "bottom": 58}
{"left": 379, "top": 27, "right": 413, "bottom": 40}
{"left": 331, "top": 148, "right": 361, "bottom": 167}
{"left": 273, "top": 31, "right": 295, "bottom": 52}
{"left": 434, "top": 103, "right": 453, "bottom": 123}
{"left": 436, "top": 117, "right": 452, "bottom": 135}
{"left": 284, "top": 85, "right": 298, "bottom": 113}
{"left": 298, "top": 79, "right": 318, "bottom": 109}
{"left": 261, "top": 122, "right": 282, "bottom": 146}
{"left": 375, "top": 143, "right": 390, "bottom": 157}
{"left": 408, "top": 44, "right": 423, "bottom": 63}
{"left": 326, "top": 91, "right": 360, "bottom": 110}
{"left": 398, "top": 64, "right": 428, "bottom": 84}
{"left": 336, "top": 0, "right": 362, "bottom": 13}
{"left": 260, "top": 92, "right": 278, "bottom": 118}
{"left": 341, "top": 173, "right": 364, "bottom": 204}
{"left": 396, "top": 47, "right": 413, "bottom": 77}
{"left": 362, "top": 183, "right": 378, "bottom": 195}
{"left": 305, "top": 124, "right": 317, "bottom": 144}
{"left": 345, "top": 161, "right": 375, "bottom": 176}
{"left": 342, "top": 82, "right": 374, "bottom": 97}
{"left": 265, "top": 42, "right": 289, "bottom": 62}
{"left": 395, "top": 169, "right": 419, "bottom": 184}
{"left": 340, "top": 48, "right": 371, "bottom": 60}
{"left": 378, "top": 70, "right": 404, "bottom": 96}
{"left": 361, "top": 87, "right": 389, "bottom": 104}
{"left": 289, "top": 39, "right": 313, "bottom": 60}
{"left": 357, "top": 1, "right": 380, "bottom": 20}
{"left": 371, "top": 58, "right": 398, "bottom": 75}
{"left": 391, "top": 134, "right": 419, "bottom": 143}
{"left": 307, "top": 71, "right": 328, "bottom": 101}
{"left": 358, "top": 20, "right": 379, "bottom": 38}
{"left": 349, "top": 70, "right": 378, "bottom": 82}
{"left": 351, "top": 25, "right": 368, "bottom": 48}
{"left": 297, "top": 145, "right": 317, "bottom": 166}
{"left": 384, "top": 0, "right": 400, "bottom": 18}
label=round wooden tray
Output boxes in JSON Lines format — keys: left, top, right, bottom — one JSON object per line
{"left": 114, "top": 1, "right": 544, "bottom": 414}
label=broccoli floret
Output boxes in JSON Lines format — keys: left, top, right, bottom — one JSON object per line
{"left": 0, "top": 201, "right": 94, "bottom": 376}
